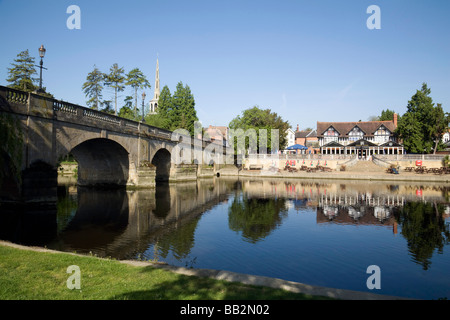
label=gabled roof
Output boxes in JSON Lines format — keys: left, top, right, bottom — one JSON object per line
{"left": 295, "top": 129, "right": 317, "bottom": 139}
{"left": 317, "top": 121, "right": 396, "bottom": 138}
{"left": 204, "top": 126, "right": 229, "bottom": 140}
{"left": 346, "top": 124, "right": 366, "bottom": 135}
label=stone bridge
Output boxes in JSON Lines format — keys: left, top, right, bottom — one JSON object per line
{"left": 0, "top": 86, "right": 236, "bottom": 202}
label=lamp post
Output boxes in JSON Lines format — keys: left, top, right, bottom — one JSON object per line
{"left": 141, "top": 92, "right": 146, "bottom": 122}
{"left": 37, "top": 45, "right": 47, "bottom": 93}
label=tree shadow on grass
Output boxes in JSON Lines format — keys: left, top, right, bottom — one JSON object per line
{"left": 110, "top": 266, "right": 332, "bottom": 300}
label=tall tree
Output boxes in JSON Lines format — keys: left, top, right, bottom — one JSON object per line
{"left": 229, "top": 106, "right": 290, "bottom": 154}
{"left": 430, "top": 104, "right": 449, "bottom": 154}
{"left": 145, "top": 82, "right": 198, "bottom": 134}
{"left": 104, "top": 63, "right": 125, "bottom": 115}
{"left": 125, "top": 68, "right": 151, "bottom": 117}
{"left": 149, "top": 85, "right": 173, "bottom": 129}
{"left": 379, "top": 109, "right": 396, "bottom": 121}
{"left": 167, "top": 81, "right": 198, "bottom": 135}
{"left": 396, "top": 83, "right": 447, "bottom": 154}
{"left": 171, "top": 82, "right": 186, "bottom": 130}
{"left": 118, "top": 96, "right": 136, "bottom": 120}
{"left": 6, "top": 50, "right": 38, "bottom": 92}
{"left": 82, "top": 65, "right": 104, "bottom": 110}
{"left": 172, "top": 82, "right": 197, "bottom": 135}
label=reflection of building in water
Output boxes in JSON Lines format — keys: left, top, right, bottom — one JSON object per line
{"left": 374, "top": 206, "right": 391, "bottom": 222}
{"left": 317, "top": 205, "right": 398, "bottom": 230}
{"left": 319, "top": 193, "right": 405, "bottom": 208}
{"left": 241, "top": 178, "right": 449, "bottom": 232}
{"left": 318, "top": 192, "right": 400, "bottom": 229}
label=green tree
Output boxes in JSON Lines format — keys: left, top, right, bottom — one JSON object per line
{"left": 6, "top": 50, "right": 38, "bottom": 92}
{"left": 228, "top": 194, "right": 288, "bottom": 243}
{"left": 397, "top": 83, "right": 447, "bottom": 154}
{"left": 118, "top": 96, "right": 136, "bottom": 120}
{"left": 118, "top": 106, "right": 135, "bottom": 119}
{"left": 229, "top": 106, "right": 290, "bottom": 154}
{"left": 172, "top": 82, "right": 198, "bottom": 135}
{"left": 394, "top": 201, "right": 450, "bottom": 270}
{"left": 430, "top": 104, "right": 449, "bottom": 154}
{"left": 146, "top": 85, "right": 173, "bottom": 129}
{"left": 125, "top": 68, "right": 151, "bottom": 118}
{"left": 82, "top": 65, "right": 104, "bottom": 110}
{"left": 101, "top": 100, "right": 114, "bottom": 114}
{"left": 144, "top": 82, "right": 198, "bottom": 133}
{"left": 379, "top": 109, "right": 397, "bottom": 121}
{"left": 157, "top": 85, "right": 173, "bottom": 122}
{"left": 104, "top": 63, "right": 125, "bottom": 116}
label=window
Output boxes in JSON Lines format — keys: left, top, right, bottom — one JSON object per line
{"left": 443, "top": 133, "right": 450, "bottom": 142}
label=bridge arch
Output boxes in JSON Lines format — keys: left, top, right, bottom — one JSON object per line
{"left": 71, "top": 138, "right": 130, "bottom": 187}
{"left": 151, "top": 148, "right": 171, "bottom": 182}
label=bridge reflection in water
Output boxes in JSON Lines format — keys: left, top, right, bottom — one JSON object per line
{"left": 45, "top": 177, "right": 450, "bottom": 261}
{"left": 48, "top": 177, "right": 239, "bottom": 259}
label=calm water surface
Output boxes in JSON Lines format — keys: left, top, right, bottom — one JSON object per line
{"left": 2, "top": 177, "right": 450, "bottom": 299}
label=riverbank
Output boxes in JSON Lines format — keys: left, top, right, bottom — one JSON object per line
{"left": 0, "top": 240, "right": 411, "bottom": 301}
{"left": 233, "top": 166, "right": 450, "bottom": 183}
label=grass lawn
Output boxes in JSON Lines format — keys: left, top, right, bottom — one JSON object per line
{"left": 0, "top": 244, "right": 331, "bottom": 300}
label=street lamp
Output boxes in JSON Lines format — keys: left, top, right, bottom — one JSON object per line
{"left": 141, "top": 92, "right": 146, "bottom": 122}
{"left": 37, "top": 45, "right": 47, "bottom": 93}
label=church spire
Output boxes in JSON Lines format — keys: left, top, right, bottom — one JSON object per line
{"left": 150, "top": 58, "right": 160, "bottom": 114}
{"left": 153, "top": 58, "right": 160, "bottom": 101}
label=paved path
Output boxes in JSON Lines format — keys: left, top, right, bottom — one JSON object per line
{"left": 119, "top": 259, "right": 413, "bottom": 300}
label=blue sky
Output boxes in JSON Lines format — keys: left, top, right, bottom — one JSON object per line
{"left": 0, "top": 0, "right": 449, "bottom": 130}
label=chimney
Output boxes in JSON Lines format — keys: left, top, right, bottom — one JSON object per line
{"left": 296, "top": 124, "right": 299, "bottom": 132}
{"left": 393, "top": 113, "right": 398, "bottom": 128}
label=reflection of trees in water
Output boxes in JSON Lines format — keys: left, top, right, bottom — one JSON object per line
{"left": 228, "top": 195, "right": 288, "bottom": 243}
{"left": 443, "top": 186, "right": 450, "bottom": 202}
{"left": 394, "top": 202, "right": 450, "bottom": 270}
{"left": 153, "top": 217, "right": 201, "bottom": 261}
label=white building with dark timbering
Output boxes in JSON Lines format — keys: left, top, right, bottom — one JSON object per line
{"left": 317, "top": 114, "right": 404, "bottom": 158}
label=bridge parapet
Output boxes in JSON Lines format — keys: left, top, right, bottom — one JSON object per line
{"left": 0, "top": 85, "right": 176, "bottom": 142}
{"left": 0, "top": 86, "right": 232, "bottom": 151}
{"left": 5, "top": 87, "right": 29, "bottom": 105}
{"left": 53, "top": 100, "right": 78, "bottom": 115}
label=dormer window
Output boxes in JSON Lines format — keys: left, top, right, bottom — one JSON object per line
{"left": 324, "top": 127, "right": 339, "bottom": 144}
{"left": 324, "top": 127, "right": 338, "bottom": 136}
{"left": 349, "top": 126, "right": 364, "bottom": 142}
{"left": 374, "top": 125, "right": 391, "bottom": 144}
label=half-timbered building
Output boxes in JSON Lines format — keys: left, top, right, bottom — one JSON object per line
{"left": 317, "top": 114, "right": 404, "bottom": 158}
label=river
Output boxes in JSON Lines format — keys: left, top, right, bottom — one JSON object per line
{"left": 1, "top": 176, "right": 449, "bottom": 299}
